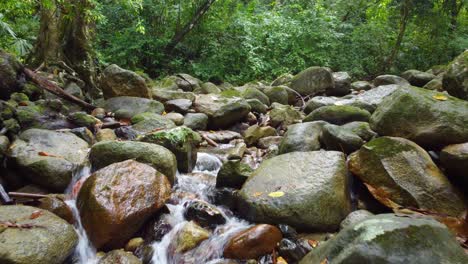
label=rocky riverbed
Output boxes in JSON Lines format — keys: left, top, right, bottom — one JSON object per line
{"left": 0, "top": 49, "right": 467, "bottom": 264}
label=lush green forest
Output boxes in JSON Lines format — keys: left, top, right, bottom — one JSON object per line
{"left": 1, "top": 0, "right": 466, "bottom": 84}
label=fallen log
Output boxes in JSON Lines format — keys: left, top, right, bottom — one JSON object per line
{"left": 23, "top": 68, "right": 97, "bottom": 111}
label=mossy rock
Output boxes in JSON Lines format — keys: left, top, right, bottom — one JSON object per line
{"left": 0, "top": 49, "right": 22, "bottom": 100}
{"left": 130, "top": 112, "right": 176, "bottom": 133}
{"left": 216, "top": 159, "right": 253, "bottom": 189}
{"left": 183, "top": 113, "right": 208, "bottom": 131}
{"left": 100, "top": 64, "right": 151, "bottom": 99}
{"left": 246, "top": 98, "right": 268, "bottom": 114}
{"left": 102, "top": 96, "right": 164, "bottom": 119}
{"left": 278, "top": 121, "right": 326, "bottom": 154}
{"left": 269, "top": 103, "right": 304, "bottom": 127}
{"left": 320, "top": 124, "right": 364, "bottom": 154}
{"left": 264, "top": 86, "right": 289, "bottom": 105}
{"left": 241, "top": 87, "right": 270, "bottom": 105}
{"left": 151, "top": 88, "right": 196, "bottom": 102}
{"left": 442, "top": 50, "right": 468, "bottom": 100}
{"left": 304, "top": 105, "right": 371, "bottom": 125}
{"left": 243, "top": 125, "right": 277, "bottom": 146}
{"left": 290, "top": 66, "right": 335, "bottom": 96}
{"left": 68, "top": 111, "right": 100, "bottom": 128}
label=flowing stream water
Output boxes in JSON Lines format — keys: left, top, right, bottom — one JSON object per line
{"left": 65, "top": 151, "right": 251, "bottom": 264}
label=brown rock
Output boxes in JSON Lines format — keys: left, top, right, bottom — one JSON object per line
{"left": 77, "top": 160, "right": 171, "bottom": 249}
{"left": 37, "top": 194, "right": 74, "bottom": 224}
{"left": 224, "top": 224, "right": 283, "bottom": 260}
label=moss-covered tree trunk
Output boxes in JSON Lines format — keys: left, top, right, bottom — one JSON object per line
{"left": 30, "top": 0, "right": 99, "bottom": 98}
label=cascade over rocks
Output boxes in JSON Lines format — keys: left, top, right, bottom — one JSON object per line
{"left": 77, "top": 160, "right": 171, "bottom": 249}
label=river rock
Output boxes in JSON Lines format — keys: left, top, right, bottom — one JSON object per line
{"left": 271, "top": 73, "right": 294, "bottom": 86}
{"left": 264, "top": 86, "right": 289, "bottom": 105}
{"left": 165, "top": 99, "right": 192, "bottom": 113}
{"left": 243, "top": 125, "right": 277, "bottom": 146}
{"left": 223, "top": 224, "right": 283, "bottom": 260}
{"left": 0, "top": 135, "right": 9, "bottom": 160}
{"left": 7, "top": 129, "right": 88, "bottom": 191}
{"left": 0, "top": 205, "right": 78, "bottom": 264}
{"left": 175, "top": 73, "right": 202, "bottom": 91}
{"left": 78, "top": 160, "right": 171, "bottom": 249}
{"left": 320, "top": 124, "right": 364, "bottom": 154}
{"left": 130, "top": 112, "right": 176, "bottom": 133}
{"left": 246, "top": 98, "right": 268, "bottom": 114}
{"left": 165, "top": 112, "right": 184, "bottom": 125}
{"left": 340, "top": 121, "right": 377, "bottom": 142}
{"left": 241, "top": 87, "right": 270, "bottom": 105}
{"left": 175, "top": 221, "right": 210, "bottom": 253}
{"left": 216, "top": 159, "right": 253, "bottom": 189}
{"left": 184, "top": 200, "right": 226, "bottom": 229}
{"left": 370, "top": 86, "right": 468, "bottom": 148}
{"left": 98, "top": 250, "right": 142, "bottom": 264}
{"left": 290, "top": 67, "right": 335, "bottom": 96}
{"left": 67, "top": 112, "right": 100, "bottom": 128}
{"left": 37, "top": 194, "right": 74, "bottom": 223}
{"left": 89, "top": 140, "right": 177, "bottom": 184}
{"left": 258, "top": 136, "right": 283, "bottom": 149}
{"left": 184, "top": 113, "right": 208, "bottom": 130}
{"left": 348, "top": 137, "right": 466, "bottom": 217}
{"left": 0, "top": 49, "right": 22, "bottom": 100}
{"left": 424, "top": 77, "right": 443, "bottom": 90}
{"left": 95, "top": 128, "right": 117, "bottom": 142}
{"left": 152, "top": 89, "right": 196, "bottom": 102}
{"left": 339, "top": 209, "right": 373, "bottom": 229}
{"left": 102, "top": 96, "right": 164, "bottom": 119}
{"left": 351, "top": 81, "right": 373, "bottom": 91}
{"left": 440, "top": 142, "right": 468, "bottom": 191}
{"left": 329, "top": 72, "right": 351, "bottom": 96}
{"left": 193, "top": 94, "right": 251, "bottom": 129}
{"left": 140, "top": 126, "right": 201, "bottom": 173}
{"left": 443, "top": 50, "right": 467, "bottom": 100}
{"left": 402, "top": 69, "right": 435, "bottom": 87}
{"left": 304, "top": 105, "right": 371, "bottom": 125}
{"left": 100, "top": 64, "right": 151, "bottom": 99}
{"left": 198, "top": 82, "right": 221, "bottom": 94}
{"left": 299, "top": 214, "right": 468, "bottom": 264}
{"left": 278, "top": 121, "right": 326, "bottom": 154}
{"left": 238, "top": 151, "right": 351, "bottom": 231}
{"left": 269, "top": 103, "right": 304, "bottom": 127}
{"left": 373, "top": 74, "right": 410, "bottom": 86}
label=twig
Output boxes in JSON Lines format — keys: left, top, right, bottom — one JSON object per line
{"left": 200, "top": 133, "right": 218, "bottom": 147}
{"left": 8, "top": 192, "right": 48, "bottom": 200}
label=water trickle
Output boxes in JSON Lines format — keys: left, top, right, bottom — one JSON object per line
{"left": 151, "top": 152, "right": 251, "bottom": 264}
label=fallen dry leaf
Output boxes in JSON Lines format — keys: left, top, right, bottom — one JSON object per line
{"left": 308, "top": 239, "right": 319, "bottom": 248}
{"left": 30, "top": 210, "right": 43, "bottom": 220}
{"left": 277, "top": 256, "right": 288, "bottom": 264}
{"left": 38, "top": 151, "right": 61, "bottom": 158}
{"left": 253, "top": 192, "right": 263, "bottom": 197}
{"left": 432, "top": 94, "right": 448, "bottom": 101}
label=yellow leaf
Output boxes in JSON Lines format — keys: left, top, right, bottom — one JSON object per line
{"left": 253, "top": 192, "right": 263, "bottom": 197}
{"left": 162, "top": 111, "right": 167, "bottom": 115}
{"left": 433, "top": 94, "right": 448, "bottom": 101}
{"left": 277, "top": 256, "right": 288, "bottom": 264}
{"left": 268, "top": 191, "right": 285, "bottom": 198}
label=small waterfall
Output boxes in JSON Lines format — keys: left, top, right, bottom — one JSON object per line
{"left": 151, "top": 152, "right": 251, "bottom": 264}
{"left": 66, "top": 164, "right": 98, "bottom": 264}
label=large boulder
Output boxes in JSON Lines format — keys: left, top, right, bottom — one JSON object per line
{"left": 243, "top": 125, "right": 277, "bottom": 146}
{"left": 269, "top": 103, "right": 304, "bottom": 127}
{"left": 351, "top": 81, "right": 373, "bottom": 91}
{"left": 241, "top": 87, "right": 270, "bottom": 105}
{"left": 89, "top": 140, "right": 177, "bottom": 184}
{"left": 238, "top": 151, "right": 351, "bottom": 231}
{"left": 102, "top": 96, "right": 164, "bottom": 119}
{"left": 140, "top": 126, "right": 201, "bottom": 173}
{"left": 370, "top": 86, "right": 468, "bottom": 148}
{"left": 193, "top": 94, "right": 251, "bottom": 129}
{"left": 349, "top": 137, "right": 466, "bottom": 217}
{"left": 216, "top": 159, "right": 253, "bottom": 189}
{"left": 300, "top": 214, "right": 468, "bottom": 264}
{"left": 264, "top": 86, "right": 289, "bottom": 105}
{"left": 100, "top": 64, "right": 151, "bottom": 99}
{"left": 278, "top": 121, "right": 326, "bottom": 154}
{"left": 320, "top": 124, "right": 364, "bottom": 154}
{"left": 152, "top": 89, "right": 196, "bottom": 102}
{"left": 174, "top": 221, "right": 210, "bottom": 253}
{"left": 77, "top": 160, "right": 171, "bottom": 249}
{"left": 0, "top": 205, "right": 78, "bottom": 264}
{"left": 290, "top": 67, "right": 335, "bottom": 96}
{"left": 402, "top": 69, "right": 435, "bottom": 87}
{"left": 373, "top": 74, "right": 410, "bottom": 86}
{"left": 443, "top": 50, "right": 468, "bottom": 100}
{"left": 130, "top": 112, "right": 176, "bottom": 133}
{"left": 0, "top": 49, "right": 23, "bottom": 100}
{"left": 328, "top": 72, "right": 351, "bottom": 96}
{"left": 183, "top": 113, "right": 208, "bottom": 131}
{"left": 304, "top": 105, "right": 371, "bottom": 125}
{"left": 7, "top": 129, "right": 88, "bottom": 191}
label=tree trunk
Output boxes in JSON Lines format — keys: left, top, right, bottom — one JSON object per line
{"left": 383, "top": 0, "right": 411, "bottom": 72}
{"left": 165, "top": 0, "right": 217, "bottom": 54}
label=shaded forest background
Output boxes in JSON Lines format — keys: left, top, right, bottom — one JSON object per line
{"left": 1, "top": 0, "right": 466, "bottom": 84}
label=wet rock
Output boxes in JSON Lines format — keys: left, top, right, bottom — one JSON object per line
{"left": 184, "top": 113, "right": 208, "bottom": 131}
{"left": 348, "top": 137, "right": 466, "bottom": 217}
{"left": 264, "top": 86, "right": 289, "bottom": 105}
{"left": 224, "top": 224, "right": 282, "bottom": 260}
{"left": 257, "top": 136, "right": 282, "bottom": 149}
{"left": 217, "top": 159, "right": 253, "bottom": 189}
{"left": 226, "top": 142, "right": 247, "bottom": 160}
{"left": 329, "top": 72, "right": 351, "bottom": 96}
{"left": 243, "top": 125, "right": 277, "bottom": 146}
{"left": 102, "top": 96, "right": 164, "bottom": 119}
{"left": 125, "top": 237, "right": 145, "bottom": 252}
{"left": 140, "top": 213, "right": 172, "bottom": 243}
{"left": 246, "top": 98, "right": 268, "bottom": 114}
{"left": 98, "top": 249, "right": 142, "bottom": 264}
{"left": 290, "top": 67, "right": 335, "bottom": 96}
{"left": 165, "top": 99, "right": 192, "bottom": 114}
{"left": 351, "top": 81, "right": 373, "bottom": 91}
{"left": 278, "top": 121, "right": 326, "bottom": 154}
{"left": 440, "top": 142, "right": 468, "bottom": 191}
{"left": 209, "top": 187, "right": 238, "bottom": 209}
{"left": 175, "top": 221, "right": 210, "bottom": 253}
{"left": 194, "top": 94, "right": 251, "bottom": 129}
{"left": 304, "top": 105, "right": 371, "bottom": 125}
{"left": 114, "top": 126, "right": 140, "bottom": 140}
{"left": 370, "top": 86, "right": 468, "bottom": 148}
{"left": 7, "top": 129, "right": 88, "bottom": 191}
{"left": 443, "top": 50, "right": 468, "bottom": 100}
{"left": 279, "top": 238, "right": 311, "bottom": 263}
{"left": 340, "top": 121, "right": 377, "bottom": 142}
{"left": 100, "top": 64, "right": 151, "bottom": 99}
{"left": 0, "top": 205, "right": 78, "bottom": 264}
{"left": 165, "top": 112, "right": 184, "bottom": 126}
{"left": 320, "top": 124, "right": 364, "bottom": 154}
{"left": 70, "top": 127, "right": 94, "bottom": 145}
{"left": 78, "top": 160, "right": 171, "bottom": 249}
{"left": 402, "top": 69, "right": 435, "bottom": 87}
{"left": 339, "top": 209, "right": 373, "bottom": 229}
{"left": 373, "top": 74, "right": 410, "bottom": 86}
{"left": 0, "top": 49, "right": 23, "bottom": 100}
{"left": 184, "top": 200, "right": 227, "bottom": 229}
{"left": 37, "top": 194, "right": 74, "bottom": 223}
{"left": 238, "top": 151, "right": 351, "bottom": 231}
{"left": 269, "top": 103, "right": 304, "bottom": 127}
{"left": 96, "top": 128, "right": 117, "bottom": 142}
{"left": 299, "top": 214, "right": 468, "bottom": 264}
{"left": 89, "top": 140, "right": 176, "bottom": 184}
{"left": 130, "top": 112, "right": 176, "bottom": 133}
{"left": 140, "top": 126, "right": 201, "bottom": 173}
